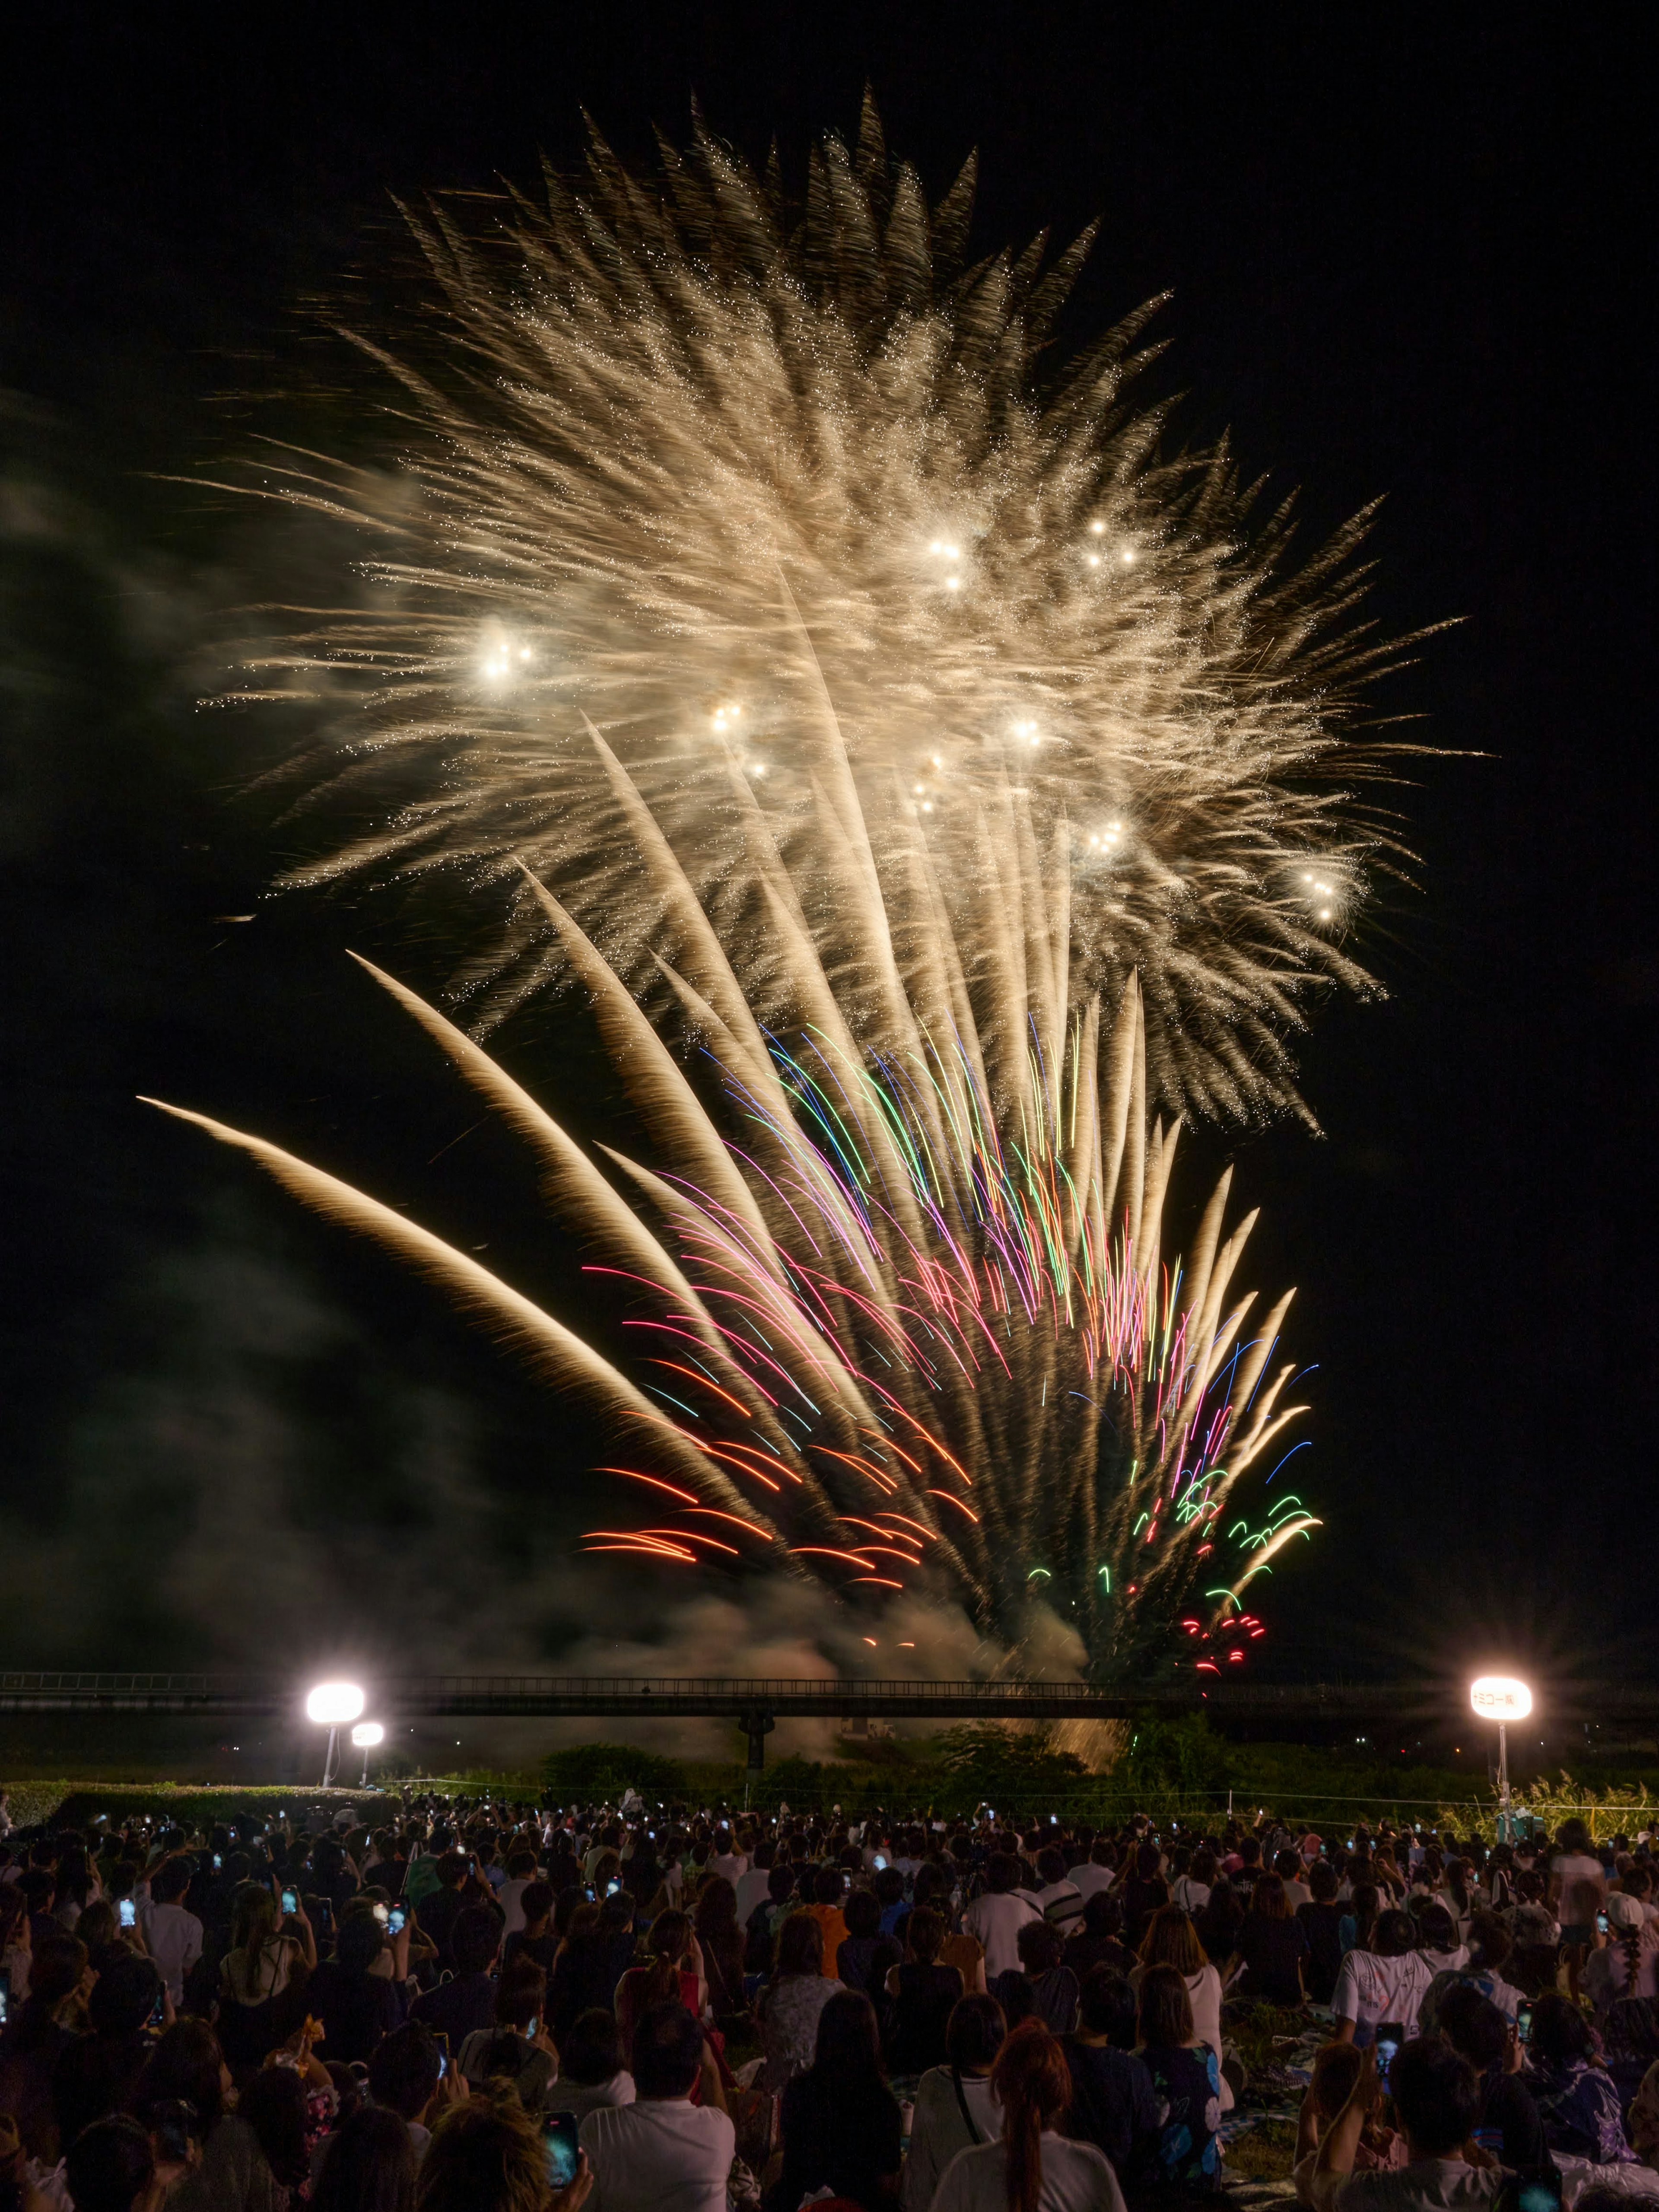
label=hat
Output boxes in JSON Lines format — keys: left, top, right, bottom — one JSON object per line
{"left": 1606, "top": 1892, "right": 1647, "bottom": 1932}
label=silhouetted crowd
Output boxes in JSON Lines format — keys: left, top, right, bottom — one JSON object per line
{"left": 3, "top": 1789, "right": 1659, "bottom": 2212}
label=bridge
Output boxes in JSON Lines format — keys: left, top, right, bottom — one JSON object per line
{"left": 2, "top": 1672, "right": 1649, "bottom": 1776}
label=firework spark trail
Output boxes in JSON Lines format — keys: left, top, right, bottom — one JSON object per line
{"left": 222, "top": 104, "right": 1435, "bottom": 1127}
{"left": 146, "top": 738, "right": 1319, "bottom": 1670}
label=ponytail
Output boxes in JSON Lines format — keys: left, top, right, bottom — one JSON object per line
{"left": 991, "top": 2019, "right": 1071, "bottom": 2212}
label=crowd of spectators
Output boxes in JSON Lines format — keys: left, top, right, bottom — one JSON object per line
{"left": 2, "top": 1787, "right": 1658, "bottom": 2212}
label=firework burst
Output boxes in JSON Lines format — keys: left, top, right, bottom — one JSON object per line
{"left": 223, "top": 102, "right": 1428, "bottom": 1124}
{"left": 146, "top": 740, "right": 1317, "bottom": 1672}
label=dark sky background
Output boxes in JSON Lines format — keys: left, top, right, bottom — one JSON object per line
{"left": 2, "top": 6, "right": 1654, "bottom": 1736}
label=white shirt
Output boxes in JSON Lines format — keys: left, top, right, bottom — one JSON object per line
{"left": 933, "top": 2132, "right": 1125, "bottom": 2212}
{"left": 141, "top": 1900, "right": 203, "bottom": 2003}
{"left": 962, "top": 1892, "right": 1042, "bottom": 1980}
{"left": 498, "top": 1878, "right": 534, "bottom": 1935}
{"left": 1035, "top": 1878, "right": 1084, "bottom": 1925}
{"left": 709, "top": 1852, "right": 748, "bottom": 1886}
{"left": 734, "top": 1869, "right": 772, "bottom": 1924}
{"left": 902, "top": 2067, "right": 1001, "bottom": 2212}
{"left": 1171, "top": 1876, "right": 1211, "bottom": 1914}
{"left": 1331, "top": 1948, "right": 1433, "bottom": 2043}
{"left": 1283, "top": 1877, "right": 1313, "bottom": 1910}
{"left": 580, "top": 2096, "right": 735, "bottom": 2212}
{"left": 1071, "top": 1863, "right": 1116, "bottom": 1902}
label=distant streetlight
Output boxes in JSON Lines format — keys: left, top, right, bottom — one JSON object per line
{"left": 351, "top": 1721, "right": 385, "bottom": 1788}
{"left": 306, "top": 1682, "right": 365, "bottom": 1789}
{"left": 1471, "top": 1677, "right": 1532, "bottom": 1839}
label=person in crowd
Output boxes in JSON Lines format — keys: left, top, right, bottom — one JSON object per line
{"left": 311, "top": 2104, "right": 420, "bottom": 2212}
{"left": 580, "top": 2002, "right": 733, "bottom": 2212}
{"left": 1332, "top": 1909, "right": 1433, "bottom": 2048}
{"left": 991, "top": 1919, "right": 1080, "bottom": 2035}
{"left": 1171, "top": 1849, "right": 1214, "bottom": 1920}
{"left": 1303, "top": 2037, "right": 1500, "bottom": 2212}
{"left": 837, "top": 1887, "right": 902, "bottom": 2005}
{"left": 1417, "top": 1912, "right": 1524, "bottom": 2036}
{"left": 550, "top": 2009, "right": 636, "bottom": 2125}
{"left": 137, "top": 1861, "right": 201, "bottom": 2009}
{"left": 496, "top": 1848, "right": 539, "bottom": 1936}
{"left": 1584, "top": 1893, "right": 1659, "bottom": 2014}
{"left": 903, "top": 1995, "right": 1007, "bottom": 2212}
{"left": 757, "top": 1911, "right": 838, "bottom": 2094}
{"left": 418, "top": 2095, "right": 592, "bottom": 2212}
{"left": 367, "top": 2024, "right": 448, "bottom": 2163}
{"left": 1276, "top": 1849, "right": 1314, "bottom": 1912}
{"left": 1033, "top": 1850, "right": 1085, "bottom": 1936}
{"left": 1299, "top": 1861, "right": 1347, "bottom": 2006}
{"left": 1059, "top": 1967, "right": 1159, "bottom": 2191}
{"left": 502, "top": 1880, "right": 558, "bottom": 1979}
{"left": 1065, "top": 1894, "right": 1130, "bottom": 1984}
{"left": 1135, "top": 1962, "right": 1222, "bottom": 2193}
{"left": 1117, "top": 1843, "right": 1170, "bottom": 1953}
{"left": 615, "top": 1911, "right": 705, "bottom": 2058}
{"left": 1132, "top": 1908, "right": 1230, "bottom": 2118}
{"left": 963, "top": 1855, "right": 1042, "bottom": 1984}
{"left": 1414, "top": 1904, "right": 1468, "bottom": 1984}
{"left": 1526, "top": 1992, "right": 1637, "bottom": 2164}
{"left": 132, "top": 2017, "right": 272, "bottom": 2212}
{"left": 217, "top": 1883, "right": 315, "bottom": 2070}
{"left": 691, "top": 1878, "right": 746, "bottom": 2020}
{"left": 931, "top": 2016, "right": 1126, "bottom": 2212}
{"left": 1293, "top": 2040, "right": 1406, "bottom": 2186}
{"left": 305, "top": 1908, "right": 408, "bottom": 2066}
{"left": 1338, "top": 1883, "right": 1381, "bottom": 1964}
{"left": 771, "top": 1988, "right": 902, "bottom": 2212}
{"left": 1231, "top": 1873, "right": 1310, "bottom": 2005}
{"left": 1193, "top": 1882, "right": 1244, "bottom": 1977}
{"left": 884, "top": 1906, "right": 965, "bottom": 2075}
{"left": 410, "top": 1906, "right": 501, "bottom": 2046}
{"left": 1549, "top": 1821, "right": 1606, "bottom": 1921}
{"left": 60, "top": 2112, "right": 185, "bottom": 2212}
{"left": 0, "top": 1938, "right": 88, "bottom": 2162}
{"left": 1433, "top": 1986, "right": 1549, "bottom": 2173}
{"left": 50, "top": 1954, "right": 164, "bottom": 2152}
{"left": 238, "top": 2060, "right": 318, "bottom": 2203}
{"left": 804, "top": 1866, "right": 849, "bottom": 1980}
{"left": 457, "top": 1954, "right": 559, "bottom": 2110}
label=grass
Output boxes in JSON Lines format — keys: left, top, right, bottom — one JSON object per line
{"left": 1225, "top": 2121, "right": 1299, "bottom": 2181}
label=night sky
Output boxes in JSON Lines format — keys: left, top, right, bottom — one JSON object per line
{"left": 2, "top": 8, "right": 1653, "bottom": 1713}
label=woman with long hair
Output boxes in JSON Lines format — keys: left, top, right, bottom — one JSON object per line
{"left": 614, "top": 1907, "right": 707, "bottom": 2056}
{"left": 218, "top": 1881, "right": 314, "bottom": 2069}
{"left": 311, "top": 2104, "right": 419, "bottom": 2212}
{"left": 1132, "top": 1907, "right": 1231, "bottom": 2116}
{"left": 1231, "top": 1873, "right": 1309, "bottom": 2005}
{"left": 1135, "top": 1963, "right": 1222, "bottom": 2192}
{"left": 932, "top": 2017, "right": 1125, "bottom": 2212}
{"left": 693, "top": 1875, "right": 748, "bottom": 2020}
{"left": 884, "top": 1907, "right": 966, "bottom": 2075}
{"left": 769, "top": 1989, "right": 902, "bottom": 2212}
{"left": 758, "top": 1911, "right": 837, "bottom": 2094}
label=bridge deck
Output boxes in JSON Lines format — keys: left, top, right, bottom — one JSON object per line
{"left": 0, "top": 1673, "right": 1649, "bottom": 1722}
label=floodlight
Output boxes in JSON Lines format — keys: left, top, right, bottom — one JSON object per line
{"left": 305, "top": 1682, "right": 365, "bottom": 1725}
{"left": 1470, "top": 1676, "right": 1532, "bottom": 1720}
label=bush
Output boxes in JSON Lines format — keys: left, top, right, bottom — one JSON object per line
{"left": 540, "top": 1744, "right": 686, "bottom": 1804}
{"left": 5, "top": 1782, "right": 373, "bottom": 1834}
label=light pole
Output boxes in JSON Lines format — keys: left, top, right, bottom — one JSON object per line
{"left": 1470, "top": 1676, "right": 1532, "bottom": 1840}
{"left": 305, "top": 1682, "right": 365, "bottom": 1789}
{"left": 351, "top": 1721, "right": 385, "bottom": 1789}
